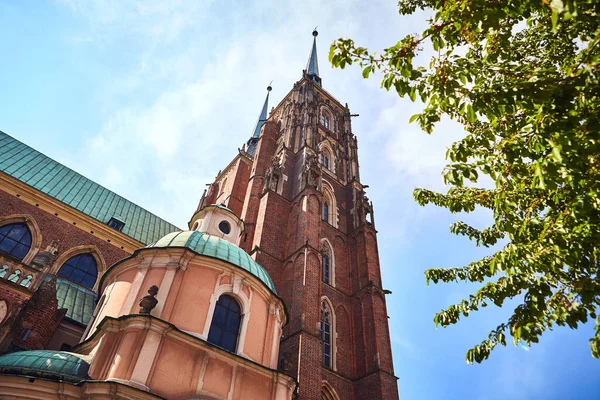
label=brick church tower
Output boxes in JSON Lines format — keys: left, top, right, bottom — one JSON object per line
{"left": 190, "top": 30, "right": 399, "bottom": 400}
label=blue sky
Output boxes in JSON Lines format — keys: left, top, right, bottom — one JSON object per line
{"left": 1, "top": 1, "right": 599, "bottom": 399}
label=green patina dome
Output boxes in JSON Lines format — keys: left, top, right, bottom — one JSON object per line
{"left": 149, "top": 231, "right": 276, "bottom": 293}
{"left": 0, "top": 350, "right": 91, "bottom": 382}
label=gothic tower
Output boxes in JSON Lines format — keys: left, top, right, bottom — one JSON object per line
{"left": 190, "top": 30, "right": 399, "bottom": 400}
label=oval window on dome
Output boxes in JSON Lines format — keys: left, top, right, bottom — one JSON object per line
{"left": 218, "top": 221, "right": 231, "bottom": 235}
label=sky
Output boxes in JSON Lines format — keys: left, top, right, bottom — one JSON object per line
{"left": 1, "top": 1, "right": 599, "bottom": 399}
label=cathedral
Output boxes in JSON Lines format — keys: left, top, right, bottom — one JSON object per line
{"left": 0, "top": 31, "right": 399, "bottom": 400}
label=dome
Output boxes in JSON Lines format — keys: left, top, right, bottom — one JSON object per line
{"left": 0, "top": 350, "right": 91, "bottom": 382}
{"left": 148, "top": 231, "right": 276, "bottom": 293}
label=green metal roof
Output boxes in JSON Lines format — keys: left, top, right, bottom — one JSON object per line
{"left": 0, "top": 130, "right": 180, "bottom": 245}
{"left": 43, "top": 275, "right": 97, "bottom": 325}
{"left": 0, "top": 350, "right": 91, "bottom": 382}
{"left": 149, "top": 231, "right": 276, "bottom": 293}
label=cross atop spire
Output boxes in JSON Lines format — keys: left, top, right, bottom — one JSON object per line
{"left": 305, "top": 29, "right": 322, "bottom": 86}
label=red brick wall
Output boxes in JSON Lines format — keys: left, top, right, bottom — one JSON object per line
{"left": 201, "top": 77, "right": 400, "bottom": 400}
{"left": 0, "top": 190, "right": 131, "bottom": 268}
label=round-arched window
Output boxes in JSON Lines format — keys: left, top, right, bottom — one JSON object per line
{"left": 57, "top": 253, "right": 98, "bottom": 289}
{"left": 0, "top": 223, "right": 32, "bottom": 260}
{"left": 207, "top": 295, "right": 241, "bottom": 352}
{"left": 218, "top": 220, "right": 231, "bottom": 235}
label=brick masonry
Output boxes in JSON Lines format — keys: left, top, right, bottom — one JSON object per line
{"left": 199, "top": 75, "right": 399, "bottom": 399}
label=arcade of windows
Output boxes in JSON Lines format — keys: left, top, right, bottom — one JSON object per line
{"left": 0, "top": 221, "right": 99, "bottom": 290}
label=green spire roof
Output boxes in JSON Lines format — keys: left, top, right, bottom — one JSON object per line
{"left": 305, "top": 29, "right": 322, "bottom": 86}
{"left": 251, "top": 86, "right": 272, "bottom": 139}
{"left": 0, "top": 350, "right": 91, "bottom": 383}
{"left": 0, "top": 130, "right": 180, "bottom": 245}
{"left": 306, "top": 30, "right": 320, "bottom": 78}
{"left": 246, "top": 85, "right": 272, "bottom": 157}
{"left": 149, "top": 231, "right": 276, "bottom": 293}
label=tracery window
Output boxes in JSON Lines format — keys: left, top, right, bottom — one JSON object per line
{"left": 0, "top": 223, "right": 32, "bottom": 260}
{"left": 207, "top": 295, "right": 242, "bottom": 353}
{"left": 320, "top": 300, "right": 333, "bottom": 368}
{"left": 323, "top": 202, "right": 329, "bottom": 222}
{"left": 320, "top": 114, "right": 330, "bottom": 130}
{"left": 0, "top": 265, "right": 8, "bottom": 278}
{"left": 322, "top": 254, "right": 330, "bottom": 284}
{"left": 322, "top": 154, "right": 330, "bottom": 169}
{"left": 57, "top": 253, "right": 98, "bottom": 289}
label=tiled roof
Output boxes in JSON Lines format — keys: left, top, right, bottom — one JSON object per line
{"left": 149, "top": 231, "right": 276, "bottom": 293}
{"left": 0, "top": 130, "right": 180, "bottom": 245}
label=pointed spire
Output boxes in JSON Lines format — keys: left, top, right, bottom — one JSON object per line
{"left": 306, "top": 28, "right": 320, "bottom": 78}
{"left": 251, "top": 84, "right": 272, "bottom": 139}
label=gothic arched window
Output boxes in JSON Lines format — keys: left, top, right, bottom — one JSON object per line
{"left": 207, "top": 295, "right": 242, "bottom": 353}
{"left": 320, "top": 300, "right": 333, "bottom": 368}
{"left": 321, "top": 240, "right": 334, "bottom": 285}
{"left": 0, "top": 223, "right": 32, "bottom": 261}
{"left": 322, "top": 154, "right": 330, "bottom": 169}
{"left": 323, "top": 202, "right": 329, "bottom": 222}
{"left": 320, "top": 114, "right": 330, "bottom": 130}
{"left": 57, "top": 253, "right": 98, "bottom": 289}
{"left": 322, "top": 254, "right": 330, "bottom": 284}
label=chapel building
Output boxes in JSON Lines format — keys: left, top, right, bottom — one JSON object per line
{"left": 0, "top": 31, "right": 399, "bottom": 400}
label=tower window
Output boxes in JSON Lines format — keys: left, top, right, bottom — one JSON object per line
{"left": 320, "top": 114, "right": 330, "bottom": 130}
{"left": 57, "top": 253, "right": 98, "bottom": 289}
{"left": 107, "top": 217, "right": 125, "bottom": 232}
{"left": 322, "top": 254, "right": 330, "bottom": 284}
{"left": 322, "top": 154, "right": 329, "bottom": 169}
{"left": 323, "top": 203, "right": 329, "bottom": 222}
{"left": 0, "top": 223, "right": 32, "bottom": 260}
{"left": 218, "top": 220, "right": 231, "bottom": 235}
{"left": 207, "top": 295, "right": 242, "bottom": 353}
{"left": 320, "top": 300, "right": 332, "bottom": 368}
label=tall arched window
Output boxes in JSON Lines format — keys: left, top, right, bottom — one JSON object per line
{"left": 321, "top": 240, "right": 334, "bottom": 285}
{"left": 57, "top": 253, "right": 98, "bottom": 289}
{"left": 320, "top": 300, "right": 333, "bottom": 368}
{"left": 323, "top": 202, "right": 329, "bottom": 222}
{"left": 0, "top": 223, "right": 32, "bottom": 260}
{"left": 320, "top": 114, "right": 330, "bottom": 130}
{"left": 322, "top": 154, "right": 330, "bottom": 169}
{"left": 322, "top": 254, "right": 330, "bottom": 284}
{"left": 207, "top": 295, "right": 242, "bottom": 353}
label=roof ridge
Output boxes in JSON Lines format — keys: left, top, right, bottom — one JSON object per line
{"left": 0, "top": 130, "right": 181, "bottom": 245}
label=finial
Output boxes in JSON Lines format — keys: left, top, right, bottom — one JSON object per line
{"left": 312, "top": 26, "right": 318, "bottom": 37}
{"left": 139, "top": 285, "right": 159, "bottom": 314}
{"left": 267, "top": 81, "right": 273, "bottom": 92}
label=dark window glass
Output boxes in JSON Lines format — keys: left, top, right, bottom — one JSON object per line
{"left": 321, "top": 302, "right": 332, "bottom": 368}
{"left": 60, "top": 343, "right": 72, "bottom": 351}
{"left": 322, "top": 255, "right": 330, "bottom": 284}
{"left": 207, "top": 295, "right": 241, "bottom": 353}
{"left": 218, "top": 221, "right": 231, "bottom": 234}
{"left": 323, "top": 155, "right": 330, "bottom": 169}
{"left": 107, "top": 218, "right": 124, "bottom": 232}
{"left": 58, "top": 254, "right": 98, "bottom": 289}
{"left": 0, "top": 223, "right": 32, "bottom": 260}
{"left": 323, "top": 203, "right": 329, "bottom": 222}
{"left": 20, "top": 328, "right": 31, "bottom": 341}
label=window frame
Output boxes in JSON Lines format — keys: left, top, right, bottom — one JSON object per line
{"left": 207, "top": 294, "right": 242, "bottom": 353}
{"left": 57, "top": 253, "right": 98, "bottom": 289}
{"left": 0, "top": 222, "right": 33, "bottom": 261}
